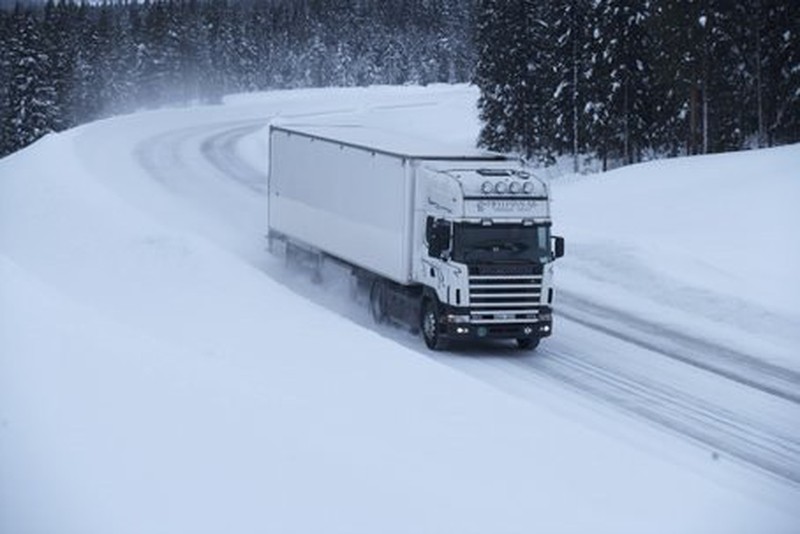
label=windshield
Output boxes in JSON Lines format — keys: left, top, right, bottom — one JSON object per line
{"left": 452, "top": 223, "right": 551, "bottom": 264}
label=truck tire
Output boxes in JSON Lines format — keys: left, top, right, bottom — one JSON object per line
{"left": 516, "top": 337, "right": 540, "bottom": 350}
{"left": 421, "top": 298, "right": 446, "bottom": 351}
{"left": 369, "top": 280, "right": 387, "bottom": 324}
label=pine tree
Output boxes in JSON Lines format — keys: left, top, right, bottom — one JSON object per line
{"left": 651, "top": 0, "right": 717, "bottom": 156}
{"left": 761, "top": 1, "right": 800, "bottom": 146}
{"left": 41, "top": 0, "right": 77, "bottom": 129}
{"left": 474, "top": 0, "right": 515, "bottom": 153}
{"left": 587, "top": 0, "right": 654, "bottom": 168}
{"left": 701, "top": 2, "right": 751, "bottom": 152}
{"left": 475, "top": 0, "right": 557, "bottom": 162}
{"left": 4, "top": 7, "right": 61, "bottom": 152}
{"left": 549, "top": 0, "right": 592, "bottom": 171}
{"left": 0, "top": 7, "right": 12, "bottom": 156}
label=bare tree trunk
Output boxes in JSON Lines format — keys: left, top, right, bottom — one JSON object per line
{"left": 689, "top": 85, "right": 698, "bottom": 155}
{"left": 702, "top": 82, "right": 708, "bottom": 154}
{"left": 624, "top": 76, "right": 630, "bottom": 164}
{"left": 755, "top": 0, "right": 765, "bottom": 147}
{"left": 572, "top": 19, "right": 579, "bottom": 174}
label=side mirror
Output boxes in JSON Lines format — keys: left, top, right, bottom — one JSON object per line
{"left": 552, "top": 235, "right": 565, "bottom": 259}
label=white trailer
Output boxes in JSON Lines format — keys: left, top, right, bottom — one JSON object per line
{"left": 268, "top": 124, "right": 564, "bottom": 350}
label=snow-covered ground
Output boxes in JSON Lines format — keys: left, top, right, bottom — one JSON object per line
{"left": 553, "top": 146, "right": 800, "bottom": 370}
{"left": 1, "top": 85, "right": 799, "bottom": 533}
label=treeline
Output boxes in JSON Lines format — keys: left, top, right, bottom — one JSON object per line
{"left": 0, "top": 0, "right": 475, "bottom": 157}
{"left": 475, "top": 0, "right": 799, "bottom": 170}
{"left": 4, "top": 0, "right": 798, "bottom": 169}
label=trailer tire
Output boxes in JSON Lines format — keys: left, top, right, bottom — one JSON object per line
{"left": 369, "top": 280, "right": 387, "bottom": 324}
{"left": 421, "top": 298, "right": 446, "bottom": 351}
{"left": 516, "top": 337, "right": 540, "bottom": 351}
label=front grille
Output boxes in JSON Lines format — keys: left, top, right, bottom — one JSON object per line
{"left": 468, "top": 267, "right": 543, "bottom": 324}
{"left": 469, "top": 264, "right": 541, "bottom": 276}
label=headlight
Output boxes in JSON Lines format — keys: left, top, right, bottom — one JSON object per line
{"left": 481, "top": 181, "right": 494, "bottom": 194}
{"left": 446, "top": 314, "right": 471, "bottom": 323}
{"left": 495, "top": 181, "right": 508, "bottom": 194}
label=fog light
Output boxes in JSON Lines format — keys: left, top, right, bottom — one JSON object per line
{"left": 541, "top": 325, "right": 551, "bottom": 333}
{"left": 523, "top": 326, "right": 533, "bottom": 335}
{"left": 477, "top": 327, "right": 488, "bottom": 337}
{"left": 456, "top": 326, "right": 470, "bottom": 335}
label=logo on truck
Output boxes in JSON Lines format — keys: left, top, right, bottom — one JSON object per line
{"left": 475, "top": 199, "right": 537, "bottom": 213}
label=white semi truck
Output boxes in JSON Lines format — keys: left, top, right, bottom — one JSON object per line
{"left": 267, "top": 123, "right": 564, "bottom": 350}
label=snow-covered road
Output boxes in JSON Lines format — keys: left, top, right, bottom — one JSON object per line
{"left": 3, "top": 85, "right": 799, "bottom": 532}
{"left": 132, "top": 109, "right": 800, "bottom": 487}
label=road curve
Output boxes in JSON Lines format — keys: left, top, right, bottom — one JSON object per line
{"left": 135, "top": 119, "right": 800, "bottom": 488}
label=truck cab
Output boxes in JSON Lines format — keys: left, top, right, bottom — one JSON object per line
{"left": 413, "top": 162, "right": 564, "bottom": 350}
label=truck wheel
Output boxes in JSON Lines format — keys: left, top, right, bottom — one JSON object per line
{"left": 369, "top": 280, "right": 387, "bottom": 324}
{"left": 516, "top": 337, "right": 540, "bottom": 351}
{"left": 421, "top": 299, "right": 446, "bottom": 350}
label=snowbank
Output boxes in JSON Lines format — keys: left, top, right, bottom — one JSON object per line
{"left": 552, "top": 144, "right": 800, "bottom": 370}
{"left": 2, "top": 85, "right": 798, "bottom": 533}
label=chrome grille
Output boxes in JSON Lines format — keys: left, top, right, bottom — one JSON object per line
{"left": 469, "top": 272, "right": 543, "bottom": 324}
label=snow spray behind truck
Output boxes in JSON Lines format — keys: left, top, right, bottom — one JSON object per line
{"left": 267, "top": 123, "right": 564, "bottom": 350}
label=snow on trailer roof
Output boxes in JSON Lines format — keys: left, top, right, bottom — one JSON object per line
{"left": 270, "top": 123, "right": 508, "bottom": 161}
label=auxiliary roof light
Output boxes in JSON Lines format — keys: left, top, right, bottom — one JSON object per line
{"left": 509, "top": 181, "right": 522, "bottom": 194}
{"left": 481, "top": 181, "right": 494, "bottom": 194}
{"left": 495, "top": 181, "right": 508, "bottom": 194}
{"left": 523, "top": 181, "right": 534, "bottom": 194}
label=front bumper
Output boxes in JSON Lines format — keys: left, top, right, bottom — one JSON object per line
{"left": 441, "top": 319, "right": 553, "bottom": 341}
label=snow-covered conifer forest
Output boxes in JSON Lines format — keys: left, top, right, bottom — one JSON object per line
{"left": 0, "top": 0, "right": 475, "bottom": 157}
{"left": 475, "top": 0, "right": 799, "bottom": 168}
{"left": 1, "top": 0, "right": 797, "bottom": 165}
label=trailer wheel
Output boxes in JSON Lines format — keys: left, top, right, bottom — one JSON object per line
{"left": 516, "top": 337, "right": 540, "bottom": 351}
{"left": 369, "top": 280, "right": 387, "bottom": 324}
{"left": 421, "top": 299, "right": 446, "bottom": 351}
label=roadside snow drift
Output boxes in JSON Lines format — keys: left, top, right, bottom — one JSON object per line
{"left": 1, "top": 85, "right": 798, "bottom": 533}
{"left": 552, "top": 147, "right": 800, "bottom": 371}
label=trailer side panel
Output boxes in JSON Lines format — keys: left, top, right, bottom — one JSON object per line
{"left": 268, "top": 127, "right": 414, "bottom": 284}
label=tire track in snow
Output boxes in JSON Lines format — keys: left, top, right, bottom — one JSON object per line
{"left": 425, "top": 325, "right": 800, "bottom": 486}
{"left": 200, "top": 122, "right": 267, "bottom": 194}
{"left": 526, "top": 339, "right": 800, "bottom": 486}
{"left": 557, "top": 291, "right": 800, "bottom": 405}
{"left": 136, "top": 119, "right": 800, "bottom": 488}
{"left": 134, "top": 120, "right": 266, "bottom": 190}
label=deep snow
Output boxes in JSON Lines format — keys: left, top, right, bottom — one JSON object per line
{"left": 552, "top": 147, "right": 800, "bottom": 371}
{"left": 1, "top": 84, "right": 799, "bottom": 533}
